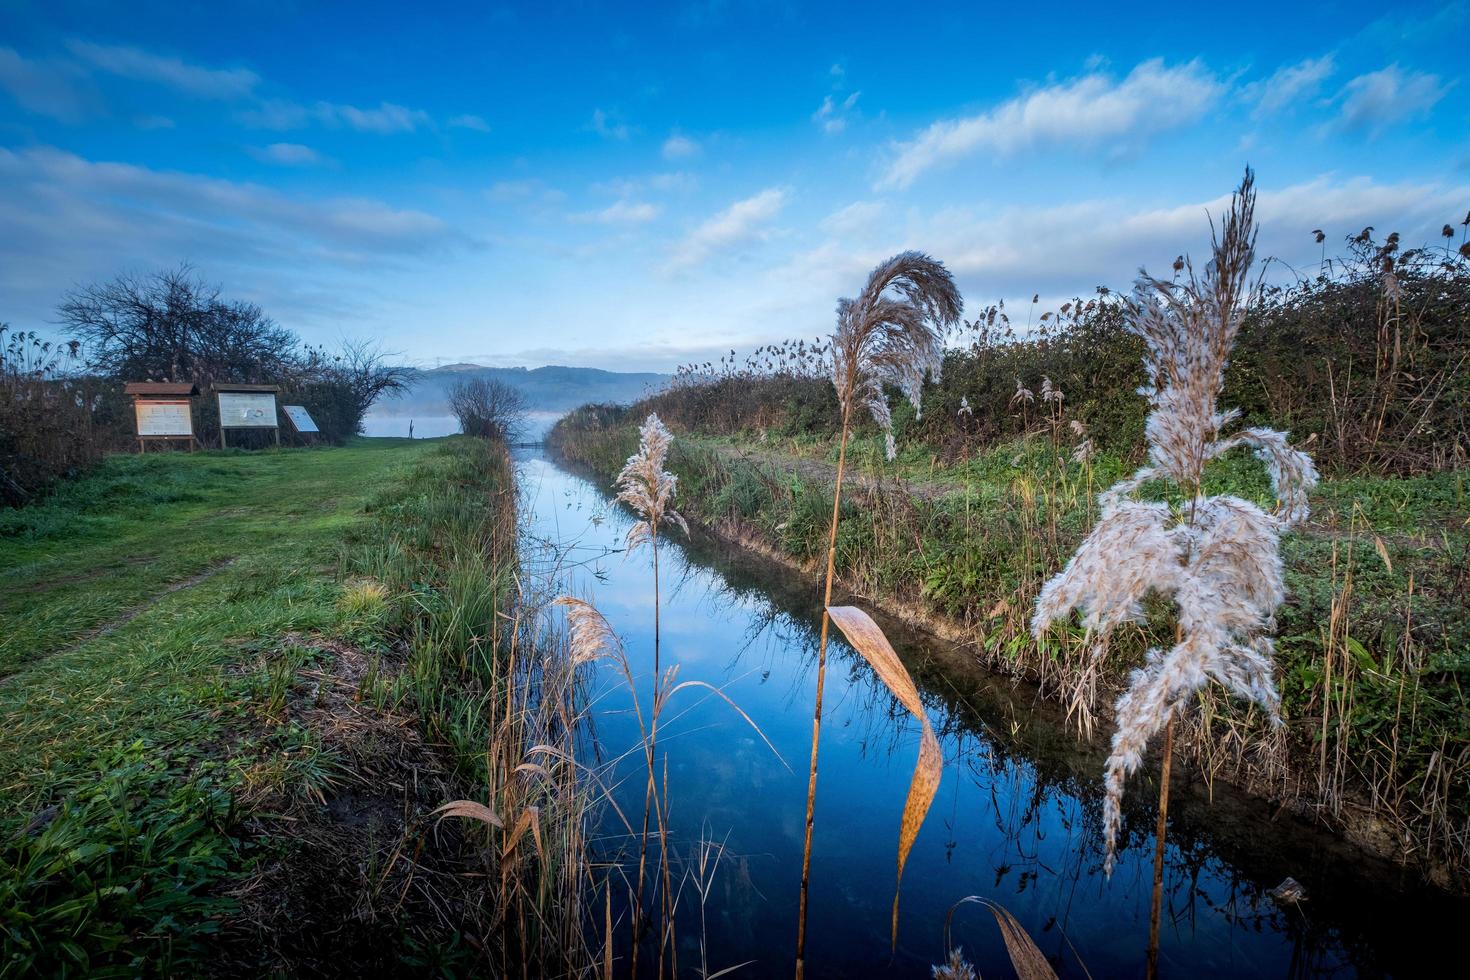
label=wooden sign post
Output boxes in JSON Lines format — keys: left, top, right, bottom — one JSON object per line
{"left": 125, "top": 382, "right": 201, "bottom": 452}
{"left": 215, "top": 383, "right": 281, "bottom": 449}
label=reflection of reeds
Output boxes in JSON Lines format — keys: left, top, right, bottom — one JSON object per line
{"left": 796, "top": 252, "right": 960, "bottom": 977}
{"left": 1031, "top": 170, "right": 1317, "bottom": 972}
{"left": 558, "top": 414, "right": 783, "bottom": 977}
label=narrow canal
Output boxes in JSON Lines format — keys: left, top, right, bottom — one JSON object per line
{"left": 516, "top": 446, "right": 1458, "bottom": 978}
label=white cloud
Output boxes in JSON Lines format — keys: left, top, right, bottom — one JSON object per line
{"left": 65, "top": 39, "right": 258, "bottom": 99}
{"left": 882, "top": 174, "right": 1470, "bottom": 300}
{"left": 812, "top": 90, "right": 860, "bottom": 134}
{"left": 239, "top": 98, "right": 431, "bottom": 133}
{"left": 662, "top": 133, "right": 699, "bottom": 159}
{"left": 1244, "top": 55, "right": 1335, "bottom": 117}
{"left": 1333, "top": 65, "right": 1448, "bottom": 135}
{"left": 589, "top": 108, "right": 631, "bottom": 140}
{"left": 448, "top": 113, "right": 491, "bottom": 132}
{"left": 574, "top": 199, "right": 662, "bottom": 224}
{"left": 249, "top": 142, "right": 327, "bottom": 166}
{"left": 0, "top": 47, "right": 93, "bottom": 121}
{"left": 878, "top": 59, "right": 1223, "bottom": 189}
{"left": 820, "top": 200, "right": 884, "bottom": 238}
{"left": 0, "top": 145, "right": 468, "bottom": 335}
{"left": 485, "top": 179, "right": 565, "bottom": 206}
{"left": 593, "top": 172, "right": 698, "bottom": 197}
{"left": 666, "top": 187, "right": 789, "bottom": 272}
{"left": 326, "top": 100, "right": 431, "bottom": 134}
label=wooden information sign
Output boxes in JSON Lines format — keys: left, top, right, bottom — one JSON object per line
{"left": 124, "top": 382, "right": 200, "bottom": 452}
{"left": 215, "top": 384, "right": 281, "bottom": 448}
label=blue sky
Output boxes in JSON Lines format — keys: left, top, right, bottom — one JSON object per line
{"left": 2, "top": 0, "right": 1467, "bottom": 371}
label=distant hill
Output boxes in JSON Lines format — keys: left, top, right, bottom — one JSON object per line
{"left": 372, "top": 364, "right": 668, "bottom": 418}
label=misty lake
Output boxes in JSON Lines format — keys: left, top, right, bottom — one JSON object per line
{"left": 517, "top": 445, "right": 1462, "bottom": 978}
{"left": 362, "top": 412, "right": 562, "bottom": 441}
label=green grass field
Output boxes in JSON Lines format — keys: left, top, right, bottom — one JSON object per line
{"left": 0, "top": 439, "right": 441, "bottom": 974}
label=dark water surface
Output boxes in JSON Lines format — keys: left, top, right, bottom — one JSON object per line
{"left": 516, "top": 447, "right": 1458, "bottom": 978}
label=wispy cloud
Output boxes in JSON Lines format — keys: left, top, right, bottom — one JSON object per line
{"left": 662, "top": 133, "right": 699, "bottom": 159}
{"left": 0, "top": 145, "right": 468, "bottom": 332}
{"left": 1243, "top": 55, "right": 1335, "bottom": 117}
{"left": 248, "top": 142, "right": 328, "bottom": 166}
{"left": 589, "top": 108, "right": 632, "bottom": 140}
{"left": 239, "top": 97, "right": 431, "bottom": 133}
{"left": 592, "top": 171, "right": 698, "bottom": 197}
{"left": 820, "top": 200, "right": 884, "bottom": 237}
{"left": 574, "top": 199, "right": 662, "bottom": 224}
{"left": 878, "top": 58, "right": 1222, "bottom": 189}
{"left": 485, "top": 178, "right": 566, "bottom": 206}
{"left": 666, "top": 186, "right": 788, "bottom": 272}
{"left": 881, "top": 175, "right": 1470, "bottom": 297}
{"left": 0, "top": 46, "right": 94, "bottom": 121}
{"left": 65, "top": 39, "right": 258, "bottom": 99}
{"left": 1332, "top": 65, "right": 1449, "bottom": 136}
{"left": 448, "top": 113, "right": 491, "bottom": 132}
{"left": 812, "top": 91, "right": 860, "bottom": 134}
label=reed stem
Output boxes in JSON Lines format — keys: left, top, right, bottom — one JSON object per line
{"left": 795, "top": 404, "right": 851, "bottom": 979}
{"left": 1146, "top": 714, "right": 1175, "bottom": 979}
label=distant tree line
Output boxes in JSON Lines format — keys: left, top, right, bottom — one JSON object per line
{"left": 2, "top": 265, "right": 412, "bottom": 505}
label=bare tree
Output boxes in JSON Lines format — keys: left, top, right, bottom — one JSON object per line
{"left": 448, "top": 377, "right": 527, "bottom": 442}
{"left": 57, "top": 265, "right": 295, "bottom": 387}
{"left": 295, "top": 340, "right": 414, "bottom": 420}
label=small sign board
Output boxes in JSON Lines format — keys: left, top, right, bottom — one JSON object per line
{"left": 218, "top": 391, "right": 278, "bottom": 428}
{"left": 282, "top": 405, "right": 319, "bottom": 433}
{"left": 135, "top": 399, "right": 194, "bottom": 437}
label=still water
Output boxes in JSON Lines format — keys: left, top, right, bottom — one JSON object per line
{"left": 516, "top": 446, "right": 1457, "bottom": 978}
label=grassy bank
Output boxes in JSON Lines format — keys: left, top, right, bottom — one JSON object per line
{"left": 550, "top": 408, "right": 1470, "bottom": 889}
{"left": 1, "top": 438, "right": 591, "bottom": 975}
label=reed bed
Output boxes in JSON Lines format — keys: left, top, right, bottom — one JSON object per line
{"left": 347, "top": 437, "right": 599, "bottom": 974}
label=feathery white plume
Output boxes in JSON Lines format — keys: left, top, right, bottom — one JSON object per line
{"left": 616, "top": 413, "right": 688, "bottom": 552}
{"left": 831, "top": 252, "right": 962, "bottom": 462}
{"left": 1030, "top": 170, "right": 1317, "bottom": 874}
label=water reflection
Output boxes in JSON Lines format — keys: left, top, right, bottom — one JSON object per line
{"left": 516, "top": 448, "right": 1460, "bottom": 978}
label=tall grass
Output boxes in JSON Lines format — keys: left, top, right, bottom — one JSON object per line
{"left": 348, "top": 437, "right": 597, "bottom": 973}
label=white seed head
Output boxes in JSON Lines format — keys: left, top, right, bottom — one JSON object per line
{"left": 615, "top": 413, "right": 688, "bottom": 552}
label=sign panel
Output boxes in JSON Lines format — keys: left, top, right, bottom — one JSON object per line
{"left": 135, "top": 399, "right": 193, "bottom": 437}
{"left": 218, "top": 392, "right": 278, "bottom": 428}
{"left": 283, "top": 405, "right": 319, "bottom": 433}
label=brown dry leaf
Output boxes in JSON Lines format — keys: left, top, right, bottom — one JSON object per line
{"left": 432, "top": 799, "right": 503, "bottom": 828}
{"left": 987, "top": 597, "right": 1011, "bottom": 619}
{"left": 983, "top": 900, "right": 1058, "bottom": 979}
{"left": 826, "top": 605, "right": 942, "bottom": 949}
{"left": 1373, "top": 535, "right": 1393, "bottom": 574}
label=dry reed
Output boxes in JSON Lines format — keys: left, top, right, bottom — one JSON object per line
{"left": 796, "top": 251, "right": 960, "bottom": 978}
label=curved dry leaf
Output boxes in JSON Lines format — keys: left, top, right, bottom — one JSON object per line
{"left": 982, "top": 900, "right": 1058, "bottom": 980}
{"left": 432, "top": 799, "right": 503, "bottom": 829}
{"left": 826, "top": 605, "right": 942, "bottom": 948}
